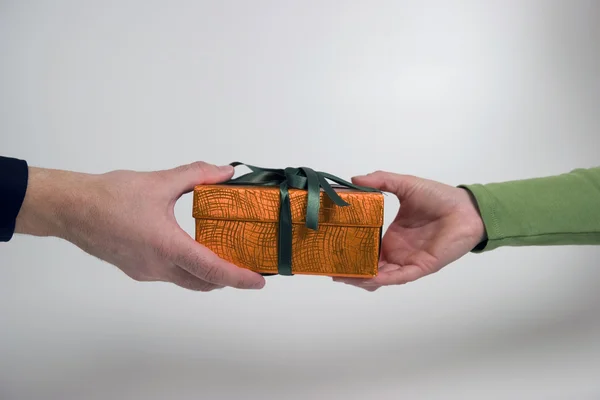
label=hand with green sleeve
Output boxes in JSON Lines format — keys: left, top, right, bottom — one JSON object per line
{"left": 333, "top": 167, "right": 600, "bottom": 291}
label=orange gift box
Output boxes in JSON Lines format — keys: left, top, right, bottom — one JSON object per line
{"left": 193, "top": 164, "right": 384, "bottom": 278}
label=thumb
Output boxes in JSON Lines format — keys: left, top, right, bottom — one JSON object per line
{"left": 167, "top": 161, "right": 234, "bottom": 193}
{"left": 172, "top": 231, "right": 266, "bottom": 289}
{"left": 352, "top": 171, "right": 418, "bottom": 199}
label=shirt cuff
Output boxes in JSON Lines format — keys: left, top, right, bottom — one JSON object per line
{"left": 459, "top": 184, "right": 499, "bottom": 252}
{"left": 0, "top": 156, "right": 29, "bottom": 242}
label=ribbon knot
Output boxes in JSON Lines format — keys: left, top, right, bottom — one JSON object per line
{"left": 224, "top": 162, "right": 378, "bottom": 275}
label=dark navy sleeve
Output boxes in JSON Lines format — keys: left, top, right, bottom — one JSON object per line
{"left": 0, "top": 156, "right": 29, "bottom": 242}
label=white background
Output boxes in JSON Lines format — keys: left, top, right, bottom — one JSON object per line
{"left": 1, "top": 1, "right": 600, "bottom": 399}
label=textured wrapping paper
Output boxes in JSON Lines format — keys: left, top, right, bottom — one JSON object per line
{"left": 193, "top": 164, "right": 384, "bottom": 277}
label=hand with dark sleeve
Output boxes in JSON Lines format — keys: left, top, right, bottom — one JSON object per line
{"left": 0, "top": 156, "right": 265, "bottom": 291}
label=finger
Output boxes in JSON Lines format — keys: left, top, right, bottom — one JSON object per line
{"left": 331, "top": 263, "right": 397, "bottom": 291}
{"left": 173, "top": 232, "right": 266, "bottom": 289}
{"left": 333, "top": 264, "right": 425, "bottom": 287}
{"left": 332, "top": 279, "right": 381, "bottom": 292}
{"left": 351, "top": 171, "right": 418, "bottom": 199}
{"left": 168, "top": 267, "right": 224, "bottom": 292}
{"left": 331, "top": 263, "right": 398, "bottom": 282}
{"left": 165, "top": 161, "right": 235, "bottom": 194}
{"left": 378, "top": 264, "right": 426, "bottom": 285}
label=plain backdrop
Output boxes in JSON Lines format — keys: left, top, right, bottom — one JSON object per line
{"left": 1, "top": 1, "right": 600, "bottom": 399}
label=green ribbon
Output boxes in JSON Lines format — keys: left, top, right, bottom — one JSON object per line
{"left": 224, "top": 162, "right": 379, "bottom": 276}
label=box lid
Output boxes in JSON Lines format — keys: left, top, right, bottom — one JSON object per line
{"left": 193, "top": 185, "right": 383, "bottom": 227}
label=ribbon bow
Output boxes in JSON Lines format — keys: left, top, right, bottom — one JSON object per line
{"left": 224, "top": 162, "right": 379, "bottom": 276}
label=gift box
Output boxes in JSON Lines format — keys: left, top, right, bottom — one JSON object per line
{"left": 193, "top": 163, "right": 384, "bottom": 277}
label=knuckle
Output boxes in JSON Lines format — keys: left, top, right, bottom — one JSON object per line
{"left": 382, "top": 175, "right": 395, "bottom": 185}
{"left": 203, "top": 264, "right": 225, "bottom": 283}
{"left": 185, "top": 161, "right": 210, "bottom": 174}
{"left": 173, "top": 244, "right": 228, "bottom": 284}
{"left": 170, "top": 162, "right": 201, "bottom": 177}
{"left": 174, "top": 246, "right": 200, "bottom": 270}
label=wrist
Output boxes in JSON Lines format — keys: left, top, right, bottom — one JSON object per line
{"left": 458, "top": 187, "right": 487, "bottom": 245}
{"left": 15, "top": 167, "right": 93, "bottom": 239}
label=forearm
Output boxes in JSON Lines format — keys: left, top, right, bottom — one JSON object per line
{"left": 461, "top": 167, "right": 600, "bottom": 252}
{"left": 0, "top": 155, "right": 93, "bottom": 241}
{"left": 15, "top": 167, "right": 93, "bottom": 239}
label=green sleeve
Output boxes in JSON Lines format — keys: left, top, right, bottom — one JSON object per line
{"left": 460, "top": 167, "right": 600, "bottom": 252}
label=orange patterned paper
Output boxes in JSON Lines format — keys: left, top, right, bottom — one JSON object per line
{"left": 193, "top": 185, "right": 383, "bottom": 277}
